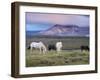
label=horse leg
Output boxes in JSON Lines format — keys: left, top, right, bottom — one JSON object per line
{"left": 81, "top": 48, "right": 83, "bottom": 52}
{"left": 30, "top": 47, "right": 33, "bottom": 54}
{"left": 57, "top": 48, "right": 60, "bottom": 53}
{"left": 39, "top": 47, "right": 41, "bottom": 54}
{"left": 42, "top": 48, "right": 45, "bottom": 54}
{"left": 42, "top": 47, "right": 44, "bottom": 54}
{"left": 43, "top": 49, "right": 45, "bottom": 54}
{"left": 59, "top": 48, "right": 62, "bottom": 53}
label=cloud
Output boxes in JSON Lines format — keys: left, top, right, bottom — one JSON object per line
{"left": 26, "top": 12, "right": 89, "bottom": 27}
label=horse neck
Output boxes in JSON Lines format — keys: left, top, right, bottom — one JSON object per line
{"left": 42, "top": 45, "right": 47, "bottom": 51}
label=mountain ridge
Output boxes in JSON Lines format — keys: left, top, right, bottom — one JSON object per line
{"left": 26, "top": 24, "right": 89, "bottom": 37}
{"left": 39, "top": 24, "right": 89, "bottom": 36}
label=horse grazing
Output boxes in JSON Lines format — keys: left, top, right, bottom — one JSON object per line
{"left": 56, "top": 42, "right": 63, "bottom": 52}
{"left": 28, "top": 41, "right": 47, "bottom": 54}
{"left": 81, "top": 46, "right": 89, "bottom": 52}
{"left": 48, "top": 44, "right": 56, "bottom": 51}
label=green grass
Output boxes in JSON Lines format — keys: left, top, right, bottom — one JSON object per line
{"left": 26, "top": 49, "right": 89, "bottom": 67}
{"left": 26, "top": 37, "right": 89, "bottom": 50}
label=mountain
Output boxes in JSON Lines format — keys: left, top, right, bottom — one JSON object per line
{"left": 39, "top": 24, "right": 89, "bottom": 37}
{"left": 26, "top": 24, "right": 89, "bottom": 37}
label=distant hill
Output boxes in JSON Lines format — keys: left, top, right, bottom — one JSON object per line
{"left": 39, "top": 24, "right": 89, "bottom": 37}
{"left": 26, "top": 24, "right": 89, "bottom": 37}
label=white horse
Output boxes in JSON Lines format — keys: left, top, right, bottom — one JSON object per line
{"left": 56, "top": 42, "right": 63, "bottom": 52}
{"left": 29, "top": 41, "right": 47, "bottom": 54}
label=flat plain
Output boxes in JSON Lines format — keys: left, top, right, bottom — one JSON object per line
{"left": 26, "top": 36, "right": 89, "bottom": 67}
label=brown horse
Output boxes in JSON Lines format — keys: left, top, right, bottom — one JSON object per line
{"left": 81, "top": 46, "right": 89, "bottom": 52}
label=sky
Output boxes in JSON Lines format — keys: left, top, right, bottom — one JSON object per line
{"left": 26, "top": 12, "right": 89, "bottom": 31}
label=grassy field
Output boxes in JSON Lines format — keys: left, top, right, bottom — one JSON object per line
{"left": 26, "top": 36, "right": 89, "bottom": 50}
{"left": 26, "top": 49, "right": 89, "bottom": 67}
{"left": 26, "top": 36, "right": 89, "bottom": 67}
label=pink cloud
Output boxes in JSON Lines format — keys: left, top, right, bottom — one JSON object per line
{"left": 26, "top": 12, "right": 89, "bottom": 26}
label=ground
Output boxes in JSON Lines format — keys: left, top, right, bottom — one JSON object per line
{"left": 26, "top": 49, "right": 89, "bottom": 67}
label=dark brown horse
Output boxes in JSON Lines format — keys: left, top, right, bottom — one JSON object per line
{"left": 81, "top": 46, "right": 89, "bottom": 51}
{"left": 48, "top": 44, "right": 56, "bottom": 51}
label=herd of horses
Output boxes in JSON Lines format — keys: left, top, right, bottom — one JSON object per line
{"left": 27, "top": 41, "right": 89, "bottom": 54}
{"left": 27, "top": 41, "right": 62, "bottom": 54}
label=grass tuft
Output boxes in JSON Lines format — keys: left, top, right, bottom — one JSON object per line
{"left": 26, "top": 49, "right": 89, "bottom": 67}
